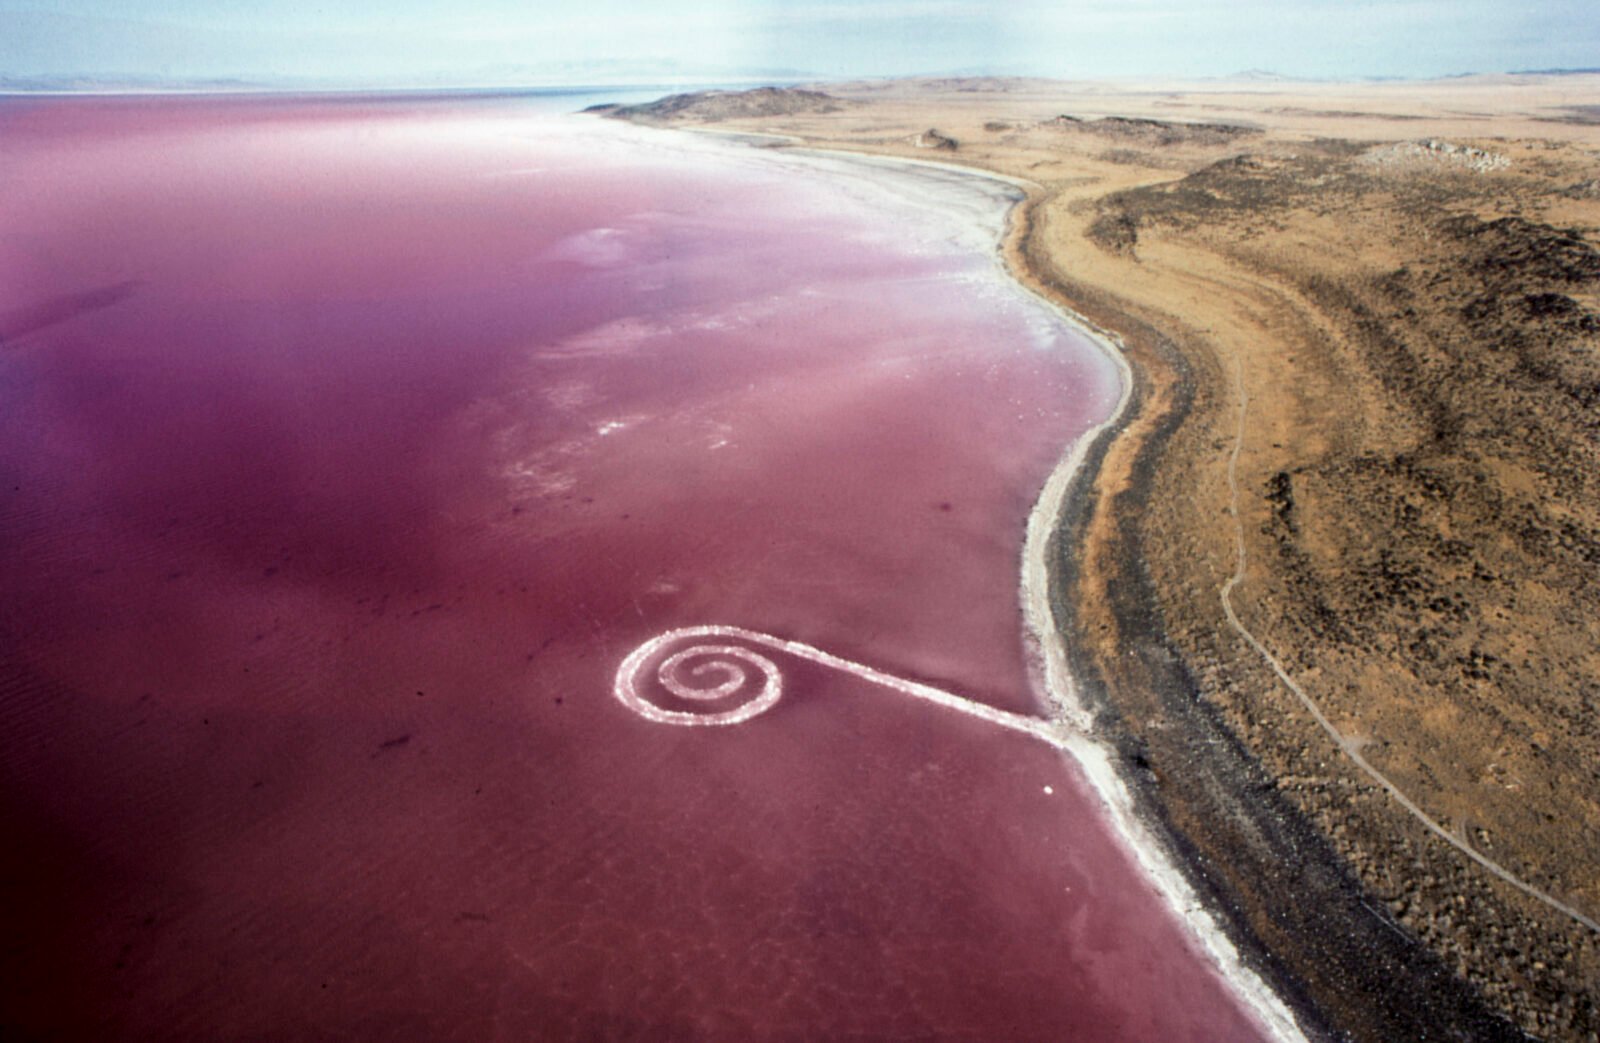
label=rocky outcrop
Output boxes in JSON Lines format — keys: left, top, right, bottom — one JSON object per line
{"left": 604, "top": 87, "right": 848, "bottom": 124}
{"left": 912, "top": 128, "right": 958, "bottom": 151}
{"left": 1046, "top": 114, "right": 1260, "bottom": 147}
{"left": 1362, "top": 138, "right": 1511, "bottom": 173}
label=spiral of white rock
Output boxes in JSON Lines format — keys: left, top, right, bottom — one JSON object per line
{"left": 613, "top": 624, "right": 1069, "bottom": 745}
{"left": 614, "top": 628, "right": 783, "bottom": 726}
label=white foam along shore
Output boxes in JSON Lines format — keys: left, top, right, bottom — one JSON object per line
{"left": 620, "top": 121, "right": 1311, "bottom": 1043}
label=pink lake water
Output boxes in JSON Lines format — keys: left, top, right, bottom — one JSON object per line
{"left": 0, "top": 94, "right": 1271, "bottom": 1040}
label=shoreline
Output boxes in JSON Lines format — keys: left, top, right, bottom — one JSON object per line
{"left": 691, "top": 128, "right": 1519, "bottom": 1039}
{"left": 998, "top": 179, "right": 1535, "bottom": 1041}
{"left": 998, "top": 184, "right": 1312, "bottom": 1043}
{"left": 655, "top": 122, "right": 1316, "bottom": 1041}
{"left": 997, "top": 183, "right": 1311, "bottom": 1043}
{"left": 1001, "top": 181, "right": 1531, "bottom": 1041}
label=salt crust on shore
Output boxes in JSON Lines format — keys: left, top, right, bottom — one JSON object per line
{"left": 596, "top": 117, "right": 1311, "bottom": 1042}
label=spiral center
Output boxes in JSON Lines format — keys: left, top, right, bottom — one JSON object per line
{"left": 661, "top": 651, "right": 747, "bottom": 701}
{"left": 614, "top": 635, "right": 783, "bottom": 727}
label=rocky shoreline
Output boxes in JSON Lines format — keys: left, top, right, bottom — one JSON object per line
{"left": 1010, "top": 199, "right": 1525, "bottom": 1041}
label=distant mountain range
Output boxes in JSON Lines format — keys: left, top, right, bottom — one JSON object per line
{"left": 0, "top": 73, "right": 274, "bottom": 92}
{"left": 6, "top": 63, "right": 1598, "bottom": 96}
{"left": 0, "top": 59, "right": 817, "bottom": 94}
{"left": 1508, "top": 66, "right": 1600, "bottom": 75}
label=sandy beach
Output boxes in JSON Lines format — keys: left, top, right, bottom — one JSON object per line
{"left": 608, "top": 75, "right": 1600, "bottom": 1040}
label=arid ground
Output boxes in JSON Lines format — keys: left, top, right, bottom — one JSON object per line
{"left": 610, "top": 75, "right": 1600, "bottom": 1040}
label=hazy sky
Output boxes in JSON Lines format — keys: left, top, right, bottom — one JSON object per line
{"left": 2, "top": 0, "right": 1596, "bottom": 84}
